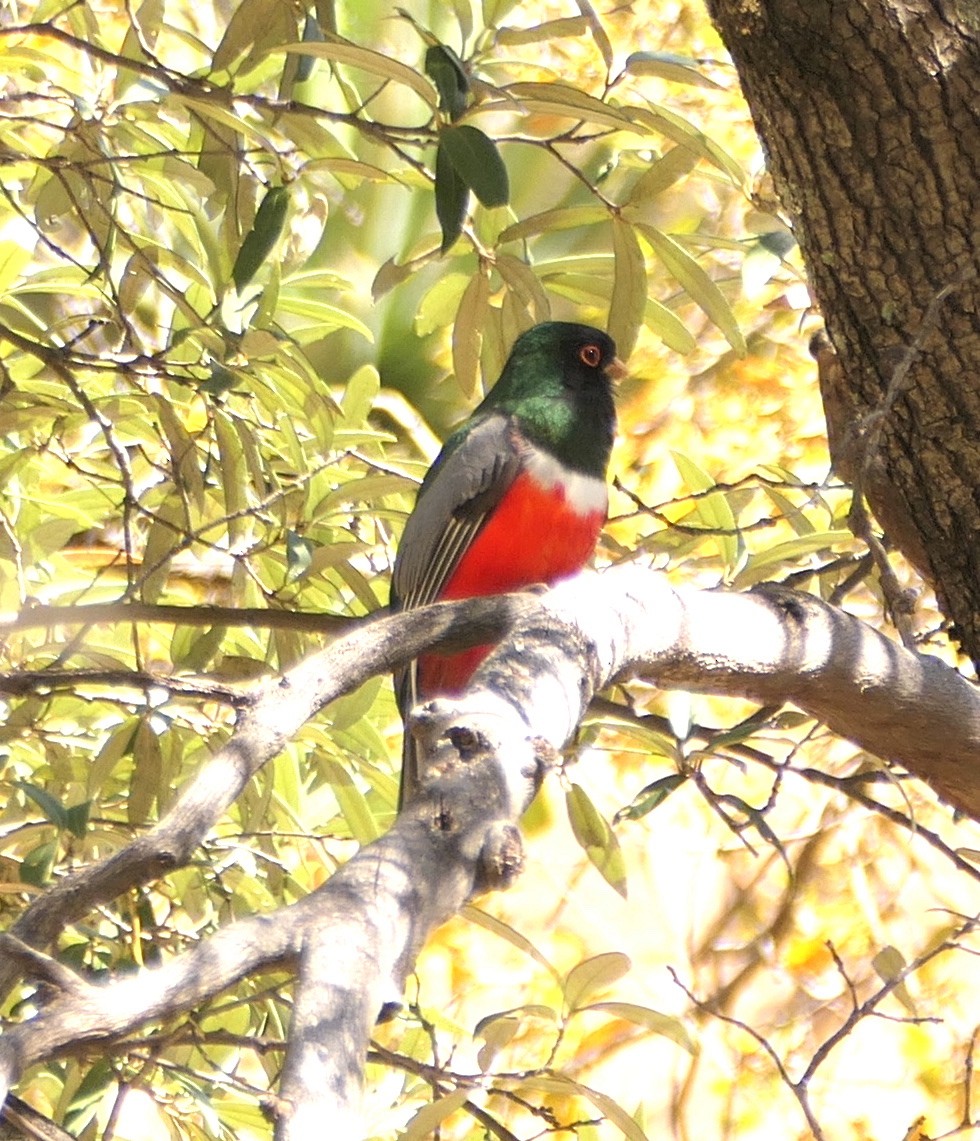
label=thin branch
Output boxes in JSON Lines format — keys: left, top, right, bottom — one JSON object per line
{"left": 798, "top": 915, "right": 979, "bottom": 1088}
{"left": 0, "top": 600, "right": 365, "bottom": 638}
{"left": 668, "top": 966, "right": 826, "bottom": 1141}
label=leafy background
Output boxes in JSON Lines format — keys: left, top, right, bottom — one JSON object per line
{"left": 0, "top": 0, "right": 978, "bottom": 1138}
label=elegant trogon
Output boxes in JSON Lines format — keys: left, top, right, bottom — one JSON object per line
{"left": 391, "top": 320, "right": 625, "bottom": 807}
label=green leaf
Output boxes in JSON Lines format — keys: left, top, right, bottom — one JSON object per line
{"left": 339, "top": 363, "right": 380, "bottom": 426}
{"left": 416, "top": 271, "right": 471, "bottom": 335}
{"left": 88, "top": 717, "right": 140, "bottom": 798}
{"left": 266, "top": 36, "right": 437, "bottom": 107}
{"left": 672, "top": 451, "right": 741, "bottom": 570}
{"left": 435, "top": 139, "right": 469, "bottom": 253}
{"left": 495, "top": 254, "right": 551, "bottom": 321}
{"left": 64, "top": 800, "right": 92, "bottom": 840}
{"left": 520, "top": 1075, "right": 650, "bottom": 1141}
{"left": 20, "top": 839, "right": 57, "bottom": 887}
{"left": 645, "top": 296, "right": 696, "bottom": 353}
{"left": 499, "top": 81, "right": 637, "bottom": 133}
{"left": 232, "top": 184, "right": 290, "bottom": 292}
{"left": 295, "top": 11, "right": 324, "bottom": 84}
{"left": 566, "top": 783, "right": 628, "bottom": 898}
{"left": 624, "top": 50, "right": 723, "bottom": 89}
{"left": 608, "top": 216, "right": 646, "bottom": 359}
{"left": 452, "top": 270, "right": 490, "bottom": 396}
{"left": 733, "top": 529, "right": 853, "bottom": 588}
{"left": 212, "top": 0, "right": 297, "bottom": 73}
{"left": 576, "top": 0, "right": 614, "bottom": 72}
{"left": 438, "top": 124, "right": 509, "bottom": 208}
{"left": 320, "top": 757, "right": 381, "bottom": 844}
{"left": 128, "top": 718, "right": 162, "bottom": 825}
{"left": 425, "top": 43, "right": 469, "bottom": 120}
{"left": 285, "top": 530, "right": 315, "bottom": 582}
{"left": 475, "top": 1013, "right": 520, "bottom": 1070}
{"left": 630, "top": 104, "right": 744, "bottom": 186}
{"left": 872, "top": 945, "right": 917, "bottom": 1014}
{"left": 763, "top": 486, "right": 817, "bottom": 538}
{"left": 496, "top": 16, "right": 588, "bottom": 44}
{"left": 275, "top": 293, "right": 373, "bottom": 342}
{"left": 564, "top": 951, "right": 631, "bottom": 1011}
{"left": 636, "top": 223, "right": 746, "bottom": 353}
{"left": 14, "top": 780, "right": 69, "bottom": 831}
{"left": 614, "top": 773, "right": 687, "bottom": 822}
{"left": 499, "top": 204, "right": 608, "bottom": 244}
{"left": 628, "top": 145, "right": 700, "bottom": 204}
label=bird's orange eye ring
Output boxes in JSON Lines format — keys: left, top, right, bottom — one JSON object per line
{"left": 579, "top": 343, "right": 602, "bottom": 367}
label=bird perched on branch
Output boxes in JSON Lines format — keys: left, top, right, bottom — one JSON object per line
{"left": 391, "top": 320, "right": 625, "bottom": 807}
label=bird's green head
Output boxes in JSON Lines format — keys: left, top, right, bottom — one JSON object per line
{"left": 481, "top": 321, "right": 624, "bottom": 475}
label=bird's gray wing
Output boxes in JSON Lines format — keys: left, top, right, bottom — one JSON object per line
{"left": 392, "top": 412, "right": 524, "bottom": 807}
{"left": 391, "top": 412, "right": 523, "bottom": 612}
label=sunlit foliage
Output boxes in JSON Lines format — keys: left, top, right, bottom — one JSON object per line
{"left": 0, "top": 0, "right": 977, "bottom": 1138}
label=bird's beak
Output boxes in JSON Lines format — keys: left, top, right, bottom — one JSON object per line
{"left": 605, "top": 356, "right": 629, "bottom": 382}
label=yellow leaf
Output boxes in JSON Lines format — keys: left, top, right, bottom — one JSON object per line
{"left": 452, "top": 269, "right": 491, "bottom": 397}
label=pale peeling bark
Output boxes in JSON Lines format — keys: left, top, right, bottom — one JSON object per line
{"left": 707, "top": 0, "right": 980, "bottom": 660}
{"left": 3, "top": 567, "right": 979, "bottom": 1138}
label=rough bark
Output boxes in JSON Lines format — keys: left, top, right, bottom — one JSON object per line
{"left": 707, "top": 0, "right": 980, "bottom": 659}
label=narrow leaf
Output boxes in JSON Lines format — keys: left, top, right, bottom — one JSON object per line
{"left": 435, "top": 139, "right": 469, "bottom": 253}
{"left": 452, "top": 270, "right": 490, "bottom": 396}
{"left": 439, "top": 124, "right": 509, "bottom": 208}
{"left": 128, "top": 718, "right": 162, "bottom": 825}
{"left": 425, "top": 43, "right": 469, "bottom": 120}
{"left": 14, "top": 780, "right": 69, "bottom": 831}
{"left": 625, "top": 50, "right": 723, "bottom": 89}
{"left": 496, "top": 16, "right": 588, "bottom": 45}
{"left": 320, "top": 757, "right": 381, "bottom": 844}
{"left": 636, "top": 223, "right": 746, "bottom": 353}
{"left": 566, "top": 783, "right": 628, "bottom": 898}
{"left": 499, "top": 204, "right": 608, "bottom": 244}
{"left": 608, "top": 215, "right": 646, "bottom": 359}
{"left": 645, "top": 296, "right": 696, "bottom": 353}
{"left": 232, "top": 185, "right": 289, "bottom": 291}
{"left": 266, "top": 37, "right": 437, "bottom": 107}
{"left": 576, "top": 0, "right": 614, "bottom": 71}
{"left": 501, "top": 81, "right": 636, "bottom": 132}
{"left": 495, "top": 253, "right": 551, "bottom": 321}
{"left": 734, "top": 529, "right": 852, "bottom": 587}
{"left": 586, "top": 1000, "right": 696, "bottom": 1053}
{"left": 463, "top": 905, "right": 562, "bottom": 981}
{"left": 400, "top": 1089, "right": 471, "bottom": 1140}
{"left": 628, "top": 146, "right": 700, "bottom": 204}
{"left": 614, "top": 773, "right": 687, "bottom": 822}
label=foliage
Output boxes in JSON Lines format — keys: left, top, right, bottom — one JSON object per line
{"left": 0, "top": 0, "right": 978, "bottom": 1138}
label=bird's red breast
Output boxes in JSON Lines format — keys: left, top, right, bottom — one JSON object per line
{"left": 416, "top": 462, "right": 607, "bottom": 696}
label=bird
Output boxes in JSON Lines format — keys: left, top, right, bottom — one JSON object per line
{"left": 391, "top": 320, "right": 626, "bottom": 808}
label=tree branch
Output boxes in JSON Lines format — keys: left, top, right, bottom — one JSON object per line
{"left": 3, "top": 565, "right": 978, "bottom": 1134}
{"left": 0, "top": 594, "right": 538, "bottom": 999}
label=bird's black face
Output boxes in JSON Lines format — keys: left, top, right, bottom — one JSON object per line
{"left": 558, "top": 327, "right": 621, "bottom": 395}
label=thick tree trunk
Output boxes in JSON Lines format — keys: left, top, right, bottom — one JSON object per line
{"left": 707, "top": 0, "right": 980, "bottom": 661}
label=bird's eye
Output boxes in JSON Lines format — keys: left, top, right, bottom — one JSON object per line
{"left": 579, "top": 343, "right": 602, "bottom": 367}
